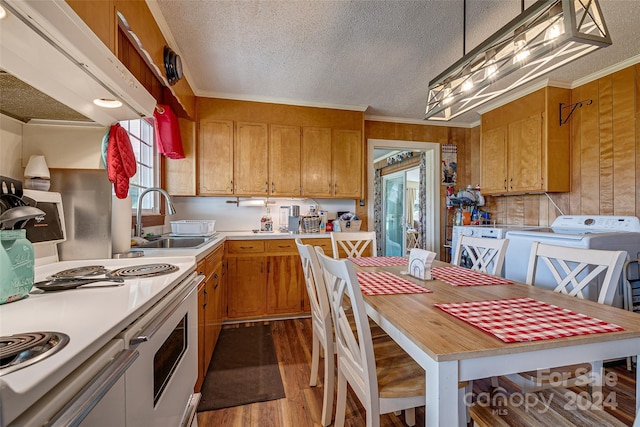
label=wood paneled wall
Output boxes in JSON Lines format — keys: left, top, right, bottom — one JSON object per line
{"left": 486, "top": 64, "right": 639, "bottom": 226}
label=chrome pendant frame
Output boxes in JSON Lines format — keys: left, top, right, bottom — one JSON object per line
{"left": 424, "top": 0, "right": 611, "bottom": 121}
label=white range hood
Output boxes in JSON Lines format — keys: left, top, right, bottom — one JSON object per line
{"left": 0, "top": 0, "right": 156, "bottom": 126}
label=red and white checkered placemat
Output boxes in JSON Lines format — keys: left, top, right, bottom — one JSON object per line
{"left": 431, "top": 265, "right": 513, "bottom": 286}
{"left": 349, "top": 256, "right": 409, "bottom": 267}
{"left": 434, "top": 297, "right": 624, "bottom": 343}
{"left": 356, "top": 271, "right": 432, "bottom": 296}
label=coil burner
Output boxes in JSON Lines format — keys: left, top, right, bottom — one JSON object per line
{"left": 50, "top": 265, "right": 110, "bottom": 279}
{"left": 107, "top": 263, "right": 179, "bottom": 279}
{"left": 0, "top": 332, "right": 70, "bottom": 376}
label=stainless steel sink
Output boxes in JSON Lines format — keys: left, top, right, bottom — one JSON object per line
{"left": 136, "top": 236, "right": 212, "bottom": 249}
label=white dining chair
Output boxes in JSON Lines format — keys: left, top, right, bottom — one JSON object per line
{"left": 315, "top": 248, "right": 425, "bottom": 427}
{"left": 452, "top": 235, "right": 509, "bottom": 276}
{"left": 331, "top": 231, "right": 377, "bottom": 259}
{"left": 502, "top": 242, "right": 627, "bottom": 397}
{"left": 295, "top": 239, "right": 335, "bottom": 426}
{"left": 295, "top": 239, "right": 391, "bottom": 426}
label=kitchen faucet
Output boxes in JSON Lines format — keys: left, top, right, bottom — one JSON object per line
{"left": 135, "top": 187, "right": 176, "bottom": 237}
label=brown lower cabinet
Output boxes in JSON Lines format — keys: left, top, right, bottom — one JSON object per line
{"left": 195, "top": 244, "right": 224, "bottom": 392}
{"left": 195, "top": 237, "right": 332, "bottom": 390}
{"left": 225, "top": 238, "right": 332, "bottom": 321}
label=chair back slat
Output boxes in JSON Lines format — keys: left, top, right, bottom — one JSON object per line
{"left": 453, "top": 235, "right": 509, "bottom": 276}
{"left": 525, "top": 242, "right": 627, "bottom": 305}
{"left": 331, "top": 231, "right": 377, "bottom": 259}
{"left": 316, "top": 248, "right": 378, "bottom": 406}
{"left": 296, "top": 239, "right": 333, "bottom": 352}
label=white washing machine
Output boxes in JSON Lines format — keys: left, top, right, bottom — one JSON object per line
{"left": 504, "top": 215, "right": 640, "bottom": 309}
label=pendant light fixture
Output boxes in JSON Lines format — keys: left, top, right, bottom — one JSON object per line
{"left": 424, "top": 0, "right": 611, "bottom": 121}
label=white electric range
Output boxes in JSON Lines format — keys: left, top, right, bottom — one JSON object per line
{"left": 0, "top": 190, "right": 201, "bottom": 427}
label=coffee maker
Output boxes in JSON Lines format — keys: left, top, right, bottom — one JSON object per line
{"left": 288, "top": 205, "right": 300, "bottom": 234}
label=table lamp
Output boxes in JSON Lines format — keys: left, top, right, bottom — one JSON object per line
{"left": 24, "top": 155, "right": 50, "bottom": 191}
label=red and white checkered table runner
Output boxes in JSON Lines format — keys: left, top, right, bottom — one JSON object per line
{"left": 431, "top": 265, "right": 512, "bottom": 286}
{"left": 356, "top": 271, "right": 432, "bottom": 296}
{"left": 349, "top": 256, "right": 409, "bottom": 267}
{"left": 434, "top": 297, "right": 624, "bottom": 343}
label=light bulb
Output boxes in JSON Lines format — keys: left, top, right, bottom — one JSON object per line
{"left": 544, "top": 20, "right": 565, "bottom": 43}
{"left": 461, "top": 77, "right": 474, "bottom": 92}
{"left": 485, "top": 59, "right": 498, "bottom": 79}
{"left": 443, "top": 87, "right": 453, "bottom": 105}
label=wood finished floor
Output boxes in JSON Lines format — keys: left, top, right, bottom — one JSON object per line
{"left": 196, "top": 318, "right": 637, "bottom": 426}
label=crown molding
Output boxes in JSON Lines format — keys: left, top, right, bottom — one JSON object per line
{"left": 200, "top": 92, "right": 369, "bottom": 112}
{"left": 365, "top": 114, "right": 477, "bottom": 129}
{"left": 571, "top": 54, "right": 640, "bottom": 88}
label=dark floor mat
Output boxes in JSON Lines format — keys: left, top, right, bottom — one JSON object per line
{"left": 197, "top": 324, "right": 285, "bottom": 411}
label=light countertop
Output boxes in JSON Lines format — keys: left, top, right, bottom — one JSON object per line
{"left": 132, "top": 231, "right": 332, "bottom": 261}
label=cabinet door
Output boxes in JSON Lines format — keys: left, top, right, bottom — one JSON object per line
{"left": 226, "top": 256, "right": 267, "bottom": 319}
{"left": 269, "top": 125, "right": 301, "bottom": 196}
{"left": 301, "top": 127, "right": 332, "bottom": 197}
{"left": 508, "top": 114, "right": 542, "bottom": 193}
{"left": 234, "top": 122, "right": 268, "bottom": 195}
{"left": 481, "top": 127, "right": 508, "bottom": 194}
{"left": 266, "top": 255, "right": 304, "bottom": 315}
{"left": 332, "top": 129, "right": 362, "bottom": 198}
{"left": 199, "top": 120, "right": 234, "bottom": 195}
{"left": 206, "top": 263, "right": 222, "bottom": 360}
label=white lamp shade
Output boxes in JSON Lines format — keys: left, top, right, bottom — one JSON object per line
{"left": 24, "top": 155, "right": 50, "bottom": 179}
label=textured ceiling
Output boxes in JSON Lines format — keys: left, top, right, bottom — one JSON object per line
{"left": 154, "top": 0, "right": 640, "bottom": 125}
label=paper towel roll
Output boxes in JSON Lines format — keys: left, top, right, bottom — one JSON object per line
{"left": 111, "top": 195, "right": 132, "bottom": 255}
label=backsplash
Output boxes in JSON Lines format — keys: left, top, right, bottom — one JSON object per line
{"left": 159, "top": 197, "right": 357, "bottom": 233}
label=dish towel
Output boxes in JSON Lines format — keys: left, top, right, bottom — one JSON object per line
{"left": 153, "top": 104, "right": 185, "bottom": 159}
{"left": 107, "top": 123, "right": 137, "bottom": 199}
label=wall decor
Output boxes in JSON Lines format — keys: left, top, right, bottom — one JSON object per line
{"left": 441, "top": 144, "right": 457, "bottom": 185}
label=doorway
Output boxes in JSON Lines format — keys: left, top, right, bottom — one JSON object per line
{"left": 367, "top": 139, "right": 440, "bottom": 256}
{"left": 382, "top": 168, "right": 420, "bottom": 256}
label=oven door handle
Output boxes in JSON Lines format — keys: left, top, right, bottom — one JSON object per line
{"left": 46, "top": 349, "right": 139, "bottom": 427}
{"left": 130, "top": 272, "right": 205, "bottom": 346}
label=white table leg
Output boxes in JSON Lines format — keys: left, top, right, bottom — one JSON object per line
{"left": 425, "top": 360, "right": 459, "bottom": 427}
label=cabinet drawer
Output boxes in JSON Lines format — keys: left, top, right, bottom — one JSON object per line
{"left": 226, "top": 240, "right": 265, "bottom": 254}
{"left": 301, "top": 238, "right": 333, "bottom": 257}
{"left": 265, "top": 240, "right": 298, "bottom": 253}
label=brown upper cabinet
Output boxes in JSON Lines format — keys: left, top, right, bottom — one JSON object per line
{"left": 332, "top": 129, "right": 363, "bottom": 198}
{"left": 480, "top": 87, "right": 570, "bottom": 195}
{"left": 301, "top": 127, "right": 332, "bottom": 197}
{"left": 199, "top": 120, "right": 234, "bottom": 195}
{"left": 300, "top": 127, "right": 362, "bottom": 198}
{"left": 198, "top": 121, "right": 362, "bottom": 198}
{"left": 234, "top": 122, "right": 269, "bottom": 195}
{"left": 269, "top": 125, "right": 302, "bottom": 197}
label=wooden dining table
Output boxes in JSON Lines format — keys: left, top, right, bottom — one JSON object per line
{"left": 353, "top": 259, "right": 640, "bottom": 427}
